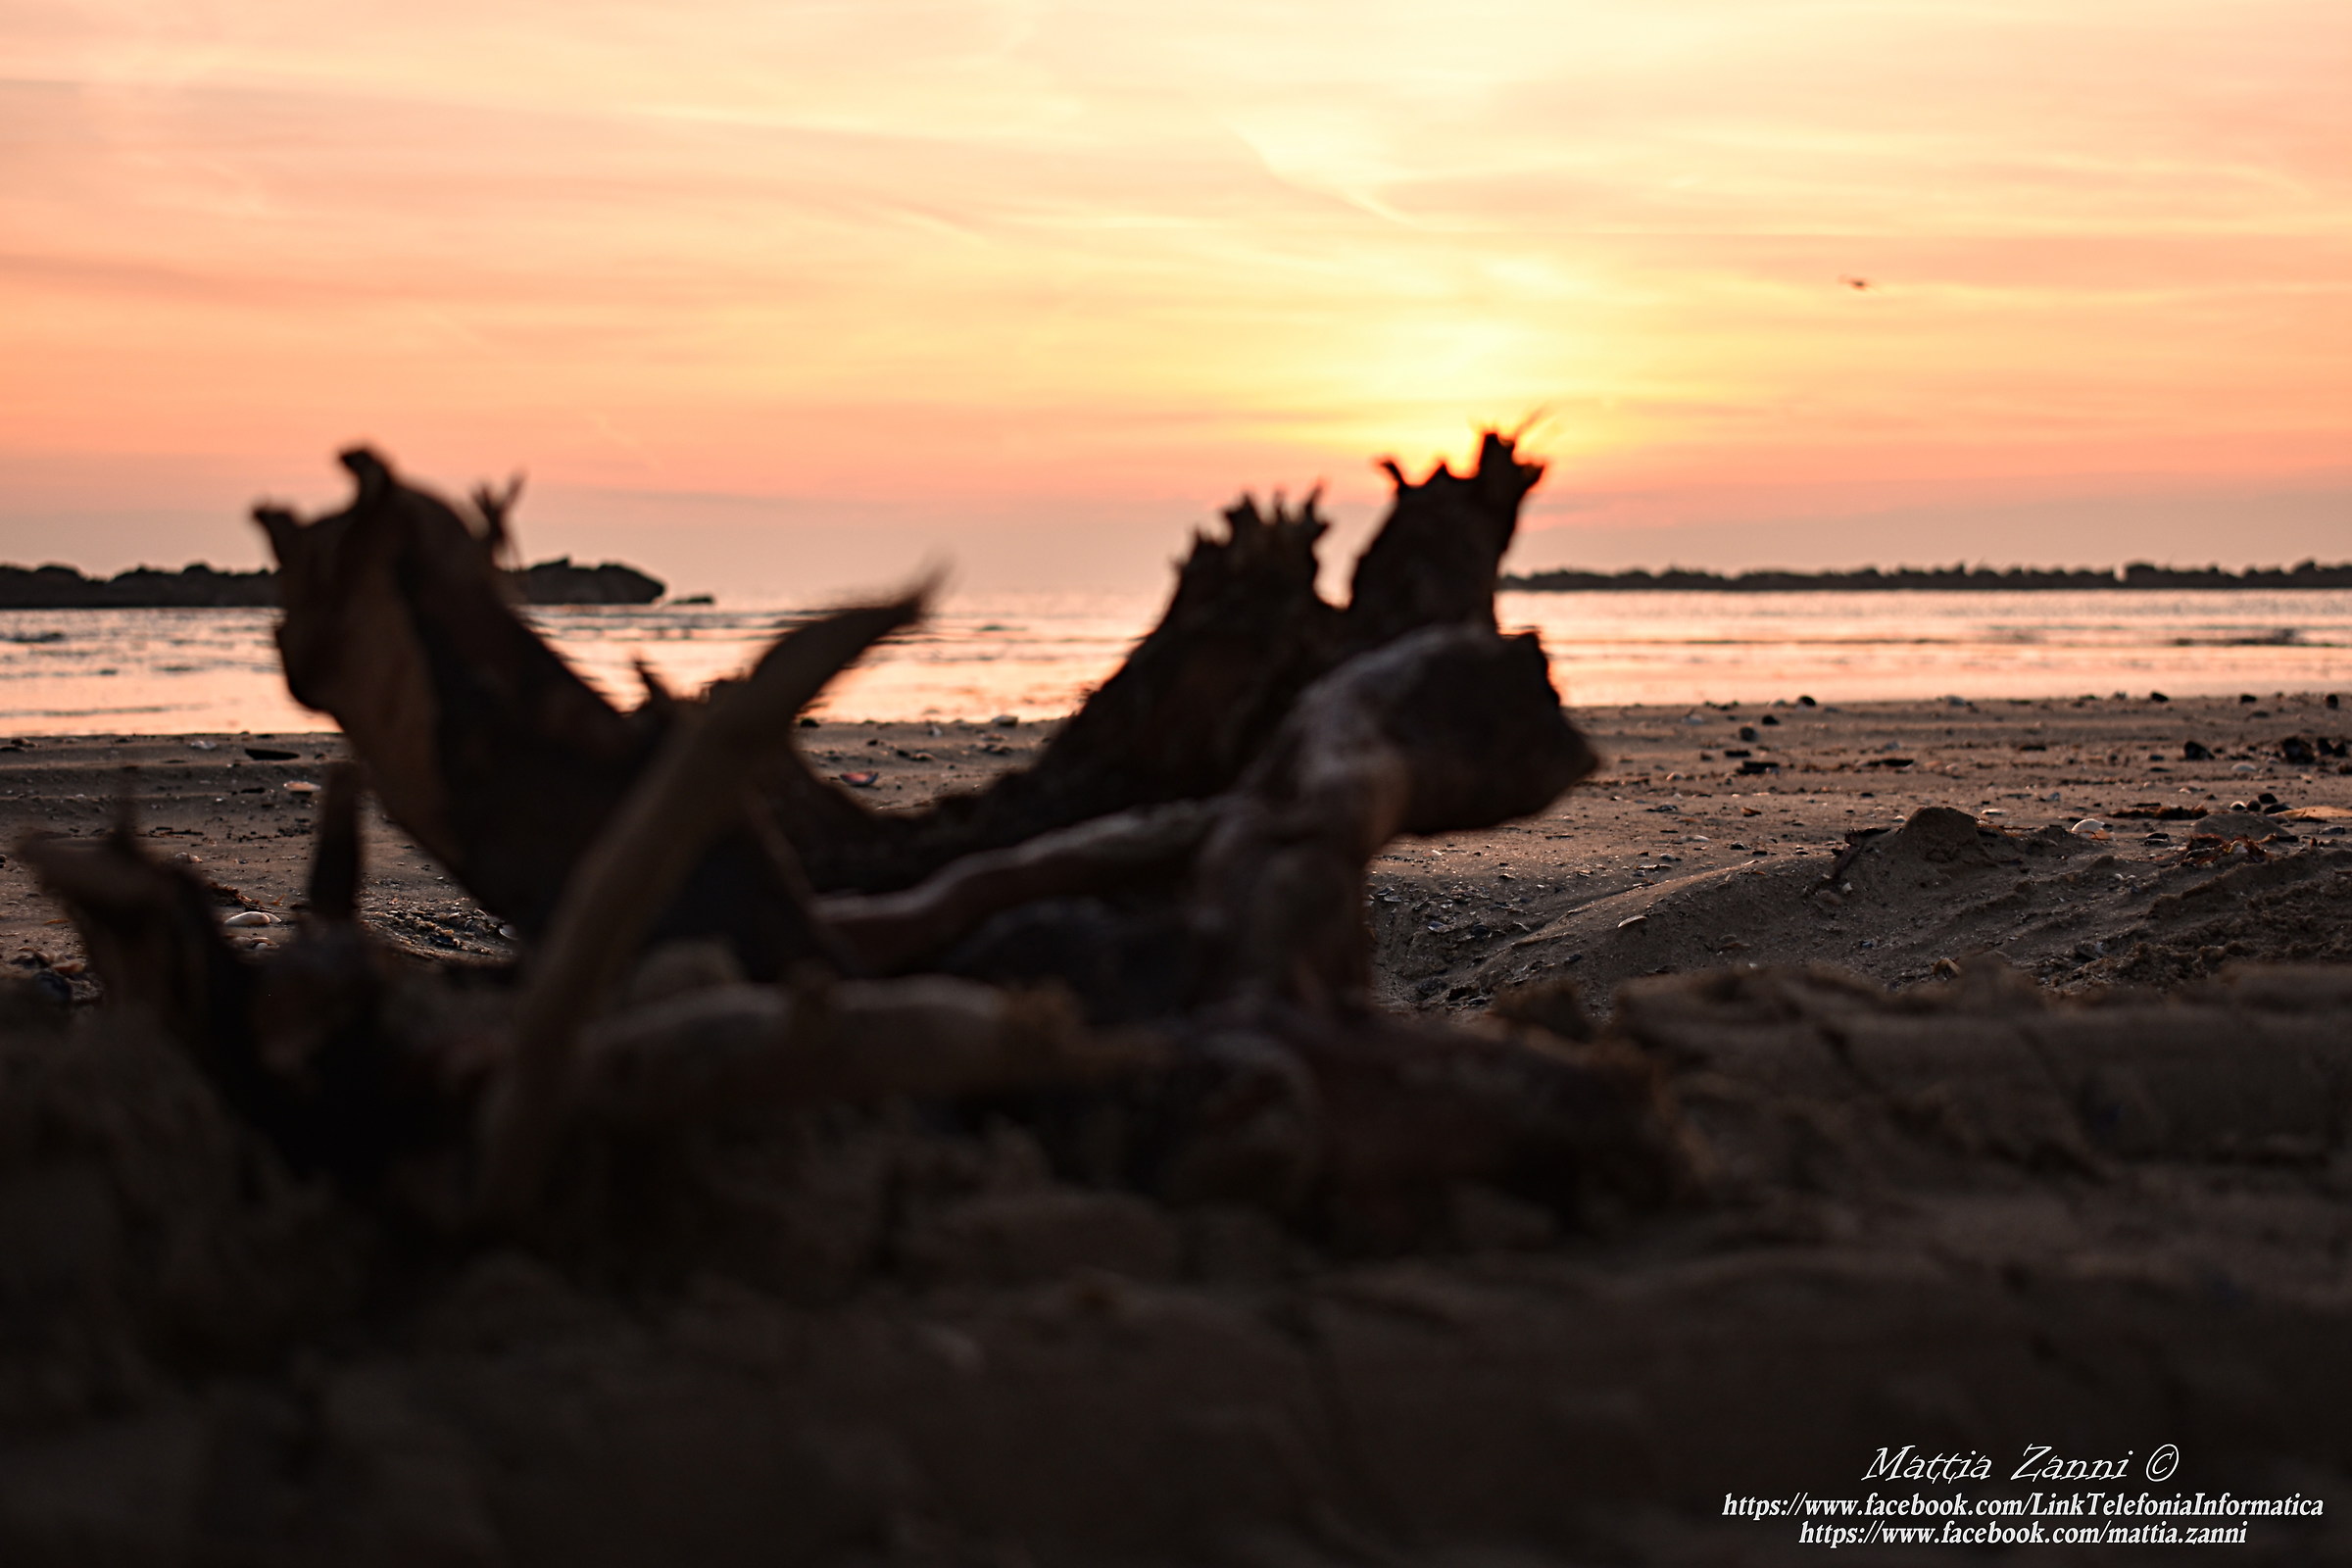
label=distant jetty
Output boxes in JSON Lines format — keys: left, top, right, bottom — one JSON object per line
{"left": 0, "top": 557, "right": 665, "bottom": 609}
{"left": 1502, "top": 561, "right": 2352, "bottom": 592}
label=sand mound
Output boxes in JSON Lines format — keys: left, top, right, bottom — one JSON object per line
{"left": 1434, "top": 806, "right": 2352, "bottom": 1022}
{"left": 1847, "top": 802, "right": 2003, "bottom": 869}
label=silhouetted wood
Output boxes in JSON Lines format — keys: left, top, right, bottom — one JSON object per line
{"left": 822, "top": 802, "right": 1219, "bottom": 975}
{"left": 827, "top": 624, "right": 1595, "bottom": 1010}
{"left": 259, "top": 449, "right": 647, "bottom": 936}
{"left": 493, "top": 612, "right": 1602, "bottom": 1217}
{"left": 780, "top": 434, "right": 1549, "bottom": 892}
{"left": 770, "top": 488, "right": 1344, "bottom": 891}
{"left": 259, "top": 434, "right": 1553, "bottom": 943}
{"left": 168, "top": 433, "right": 1692, "bottom": 1247}
{"left": 1188, "top": 625, "right": 1594, "bottom": 1009}
{"left": 22, "top": 586, "right": 1663, "bottom": 1248}
{"left": 481, "top": 594, "right": 926, "bottom": 1217}
{"left": 19, "top": 809, "right": 466, "bottom": 1204}
{"left": 18, "top": 823, "right": 252, "bottom": 1067}
{"left": 1343, "top": 431, "right": 1540, "bottom": 647}
{"left": 258, "top": 448, "right": 837, "bottom": 979}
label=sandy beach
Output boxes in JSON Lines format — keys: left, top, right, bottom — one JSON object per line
{"left": 8, "top": 689, "right": 2345, "bottom": 1000}
{"left": 7, "top": 691, "right": 2352, "bottom": 1564}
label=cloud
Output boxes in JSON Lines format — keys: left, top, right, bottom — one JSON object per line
{"left": 1, "top": 0, "right": 2347, "bottom": 585}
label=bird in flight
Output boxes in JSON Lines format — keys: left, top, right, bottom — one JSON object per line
{"left": 1838, "top": 275, "right": 1872, "bottom": 290}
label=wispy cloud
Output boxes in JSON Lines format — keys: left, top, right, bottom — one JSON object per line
{"left": 1, "top": 0, "right": 2346, "bottom": 585}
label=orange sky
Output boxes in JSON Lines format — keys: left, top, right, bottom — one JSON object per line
{"left": 3, "top": 0, "right": 2347, "bottom": 595}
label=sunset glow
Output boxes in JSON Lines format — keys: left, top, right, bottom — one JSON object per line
{"left": 4, "top": 0, "right": 2347, "bottom": 595}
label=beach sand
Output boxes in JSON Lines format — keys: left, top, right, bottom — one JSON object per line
{"left": 6, "top": 689, "right": 2346, "bottom": 997}
{"left": 6, "top": 693, "right": 2352, "bottom": 1564}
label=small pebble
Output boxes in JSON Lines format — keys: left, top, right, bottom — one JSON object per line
{"left": 284, "top": 780, "right": 320, "bottom": 794}
{"left": 1615, "top": 914, "right": 1648, "bottom": 930}
{"left": 221, "top": 910, "right": 279, "bottom": 927}
{"left": 2069, "top": 818, "right": 2109, "bottom": 839}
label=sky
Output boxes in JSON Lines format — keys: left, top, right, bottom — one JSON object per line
{"left": 3, "top": 0, "right": 2347, "bottom": 599}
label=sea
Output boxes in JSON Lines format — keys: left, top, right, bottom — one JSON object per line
{"left": 3, "top": 588, "right": 2350, "bottom": 736}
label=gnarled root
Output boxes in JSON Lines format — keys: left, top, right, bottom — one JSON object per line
{"left": 261, "top": 436, "right": 1551, "bottom": 927}
{"left": 258, "top": 450, "right": 647, "bottom": 937}
{"left": 257, "top": 450, "right": 841, "bottom": 980}
{"left": 911, "top": 623, "right": 1599, "bottom": 1014}
{"left": 143, "top": 433, "right": 1683, "bottom": 1255}
{"left": 478, "top": 594, "right": 929, "bottom": 1219}
{"left": 1189, "top": 624, "right": 1597, "bottom": 1009}
{"left": 19, "top": 779, "right": 472, "bottom": 1203}
{"left": 775, "top": 435, "right": 1550, "bottom": 892}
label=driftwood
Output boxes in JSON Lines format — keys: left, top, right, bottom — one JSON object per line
{"left": 258, "top": 451, "right": 639, "bottom": 935}
{"left": 17, "top": 777, "right": 468, "bottom": 1200}
{"left": 1186, "top": 625, "right": 1592, "bottom": 1008}
{"left": 828, "top": 626, "right": 1595, "bottom": 1012}
{"left": 477, "top": 598, "right": 1624, "bottom": 1230}
{"left": 776, "top": 434, "right": 1545, "bottom": 892}
{"left": 16, "top": 431, "right": 1691, "bottom": 1253}
{"left": 258, "top": 451, "right": 833, "bottom": 980}
{"left": 481, "top": 590, "right": 920, "bottom": 1215}
{"left": 258, "top": 436, "right": 1546, "bottom": 947}
{"left": 24, "top": 571, "right": 1678, "bottom": 1247}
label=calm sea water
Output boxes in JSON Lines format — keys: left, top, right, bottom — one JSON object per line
{"left": 3, "top": 589, "right": 2349, "bottom": 736}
